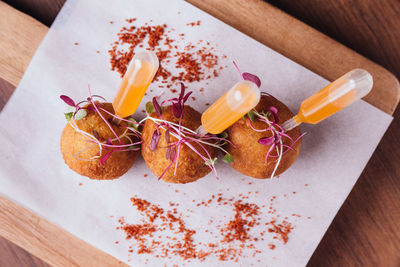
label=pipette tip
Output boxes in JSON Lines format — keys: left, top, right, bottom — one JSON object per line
{"left": 281, "top": 118, "right": 298, "bottom": 132}
{"left": 196, "top": 125, "right": 208, "bottom": 136}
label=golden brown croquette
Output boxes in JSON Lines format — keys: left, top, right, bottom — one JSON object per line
{"left": 60, "top": 102, "right": 139, "bottom": 180}
{"left": 226, "top": 95, "right": 301, "bottom": 178}
{"left": 141, "top": 105, "right": 217, "bottom": 183}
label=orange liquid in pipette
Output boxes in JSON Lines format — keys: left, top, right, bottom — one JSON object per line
{"left": 202, "top": 82, "right": 258, "bottom": 134}
{"left": 113, "top": 61, "right": 154, "bottom": 118}
{"left": 293, "top": 80, "right": 356, "bottom": 125}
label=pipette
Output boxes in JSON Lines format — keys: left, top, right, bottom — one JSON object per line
{"left": 113, "top": 51, "right": 159, "bottom": 118}
{"left": 199, "top": 80, "right": 261, "bottom": 135}
{"left": 282, "top": 69, "right": 373, "bottom": 132}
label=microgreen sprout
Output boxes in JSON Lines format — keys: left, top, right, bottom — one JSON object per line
{"left": 141, "top": 83, "right": 232, "bottom": 180}
{"left": 232, "top": 61, "right": 261, "bottom": 88}
{"left": 60, "top": 87, "right": 142, "bottom": 165}
{"left": 246, "top": 93, "right": 306, "bottom": 179}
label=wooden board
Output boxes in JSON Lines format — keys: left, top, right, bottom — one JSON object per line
{"left": 0, "top": 0, "right": 399, "bottom": 266}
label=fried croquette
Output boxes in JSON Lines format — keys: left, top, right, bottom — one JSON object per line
{"left": 60, "top": 102, "right": 139, "bottom": 180}
{"left": 141, "top": 105, "right": 217, "bottom": 183}
{"left": 226, "top": 95, "right": 302, "bottom": 178}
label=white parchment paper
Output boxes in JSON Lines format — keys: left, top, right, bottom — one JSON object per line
{"left": 0, "top": 0, "right": 392, "bottom": 266}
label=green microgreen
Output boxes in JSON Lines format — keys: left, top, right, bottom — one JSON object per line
{"left": 219, "top": 131, "right": 228, "bottom": 139}
{"left": 222, "top": 153, "right": 234, "bottom": 164}
{"left": 127, "top": 118, "right": 139, "bottom": 130}
{"left": 145, "top": 101, "right": 155, "bottom": 114}
{"left": 248, "top": 110, "right": 255, "bottom": 122}
{"left": 205, "top": 157, "right": 218, "bottom": 166}
{"left": 64, "top": 112, "right": 74, "bottom": 121}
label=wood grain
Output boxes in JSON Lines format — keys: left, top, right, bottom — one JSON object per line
{"left": 0, "top": 0, "right": 399, "bottom": 266}
{"left": 0, "top": 235, "right": 49, "bottom": 267}
{"left": 0, "top": 1, "right": 48, "bottom": 87}
{"left": 187, "top": 0, "right": 399, "bottom": 115}
{"left": 0, "top": 196, "right": 127, "bottom": 267}
{"left": 267, "top": 0, "right": 400, "bottom": 79}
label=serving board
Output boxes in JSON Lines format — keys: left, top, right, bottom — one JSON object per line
{"left": 0, "top": 1, "right": 398, "bottom": 266}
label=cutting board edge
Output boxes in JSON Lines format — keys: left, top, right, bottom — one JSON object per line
{"left": 187, "top": 0, "right": 400, "bottom": 115}
{"left": 0, "top": 1, "right": 48, "bottom": 88}
{"left": 0, "top": 195, "right": 128, "bottom": 267}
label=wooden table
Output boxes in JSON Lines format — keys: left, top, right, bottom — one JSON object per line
{"left": 1, "top": 0, "right": 399, "bottom": 266}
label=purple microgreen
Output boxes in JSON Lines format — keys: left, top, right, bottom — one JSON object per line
{"left": 183, "top": 91, "right": 192, "bottom": 103}
{"left": 258, "top": 137, "right": 275, "bottom": 146}
{"left": 265, "top": 144, "right": 276, "bottom": 164}
{"left": 179, "top": 83, "right": 185, "bottom": 100}
{"left": 152, "top": 97, "right": 162, "bottom": 117}
{"left": 232, "top": 62, "right": 261, "bottom": 87}
{"left": 92, "top": 130, "right": 100, "bottom": 139}
{"left": 247, "top": 117, "right": 268, "bottom": 132}
{"left": 60, "top": 95, "right": 76, "bottom": 106}
{"left": 232, "top": 61, "right": 243, "bottom": 79}
{"left": 88, "top": 85, "right": 121, "bottom": 144}
{"left": 282, "top": 144, "right": 296, "bottom": 152}
{"left": 172, "top": 102, "right": 182, "bottom": 118}
{"left": 100, "top": 151, "right": 112, "bottom": 165}
{"left": 76, "top": 100, "right": 91, "bottom": 106}
{"left": 150, "top": 129, "right": 160, "bottom": 151}
{"left": 158, "top": 160, "right": 175, "bottom": 180}
{"left": 90, "top": 95, "right": 107, "bottom": 101}
{"left": 165, "top": 147, "right": 171, "bottom": 160}
{"left": 222, "top": 153, "right": 234, "bottom": 164}
{"left": 98, "top": 107, "right": 142, "bottom": 128}
{"left": 165, "top": 129, "right": 170, "bottom": 143}
{"left": 169, "top": 146, "right": 177, "bottom": 161}
{"left": 269, "top": 106, "right": 278, "bottom": 113}
{"left": 268, "top": 106, "right": 279, "bottom": 123}
{"left": 248, "top": 107, "right": 306, "bottom": 178}
{"left": 242, "top": 72, "right": 261, "bottom": 88}
{"left": 142, "top": 85, "right": 231, "bottom": 181}
{"left": 106, "top": 138, "right": 113, "bottom": 146}
{"left": 62, "top": 87, "right": 143, "bottom": 165}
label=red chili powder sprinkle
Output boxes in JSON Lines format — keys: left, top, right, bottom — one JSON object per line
{"left": 222, "top": 200, "right": 259, "bottom": 243}
{"left": 108, "top": 18, "right": 223, "bottom": 87}
{"left": 267, "top": 219, "right": 293, "bottom": 244}
{"left": 171, "top": 52, "right": 202, "bottom": 82}
{"left": 186, "top": 21, "right": 201, "bottom": 27}
{"left": 116, "top": 193, "right": 301, "bottom": 262}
